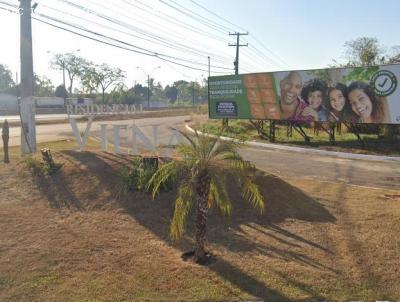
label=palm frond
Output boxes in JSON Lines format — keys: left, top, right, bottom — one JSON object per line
{"left": 147, "top": 160, "right": 185, "bottom": 198}
{"left": 242, "top": 178, "right": 265, "bottom": 214}
{"left": 220, "top": 151, "right": 255, "bottom": 174}
{"left": 209, "top": 176, "right": 232, "bottom": 216}
{"left": 170, "top": 182, "right": 194, "bottom": 240}
{"left": 171, "top": 127, "right": 197, "bottom": 149}
{"left": 176, "top": 144, "right": 200, "bottom": 161}
{"left": 211, "top": 140, "right": 241, "bottom": 159}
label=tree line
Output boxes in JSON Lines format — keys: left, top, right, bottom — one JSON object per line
{"left": 0, "top": 53, "right": 208, "bottom": 105}
{"left": 1, "top": 37, "right": 399, "bottom": 106}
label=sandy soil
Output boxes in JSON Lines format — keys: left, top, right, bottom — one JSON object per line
{"left": 0, "top": 150, "right": 399, "bottom": 301}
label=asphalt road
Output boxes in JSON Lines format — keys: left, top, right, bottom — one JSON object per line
{"left": 0, "top": 114, "right": 68, "bottom": 123}
{"left": 5, "top": 115, "right": 400, "bottom": 190}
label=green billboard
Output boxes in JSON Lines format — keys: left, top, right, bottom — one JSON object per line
{"left": 209, "top": 65, "right": 400, "bottom": 124}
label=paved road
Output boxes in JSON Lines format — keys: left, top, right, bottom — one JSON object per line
{"left": 5, "top": 115, "right": 400, "bottom": 190}
{"left": 0, "top": 114, "right": 68, "bottom": 123}
{"left": 241, "top": 146, "right": 400, "bottom": 190}
{"left": 7, "top": 115, "right": 190, "bottom": 147}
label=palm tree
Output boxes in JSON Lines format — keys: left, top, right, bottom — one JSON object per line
{"left": 148, "top": 130, "right": 265, "bottom": 264}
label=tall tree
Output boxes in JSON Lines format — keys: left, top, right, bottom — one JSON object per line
{"left": 0, "top": 64, "right": 15, "bottom": 92}
{"left": 165, "top": 85, "right": 178, "bottom": 103}
{"left": 336, "top": 37, "right": 400, "bottom": 67}
{"left": 34, "top": 74, "right": 54, "bottom": 97}
{"left": 148, "top": 130, "right": 265, "bottom": 264}
{"left": 343, "top": 37, "right": 384, "bottom": 66}
{"left": 81, "top": 63, "right": 125, "bottom": 103}
{"left": 50, "top": 53, "right": 89, "bottom": 94}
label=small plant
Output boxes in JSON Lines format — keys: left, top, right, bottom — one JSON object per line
{"left": 116, "top": 165, "right": 140, "bottom": 198}
{"left": 23, "top": 156, "right": 43, "bottom": 176}
{"left": 22, "top": 148, "right": 61, "bottom": 177}
{"left": 116, "top": 156, "right": 172, "bottom": 199}
{"left": 40, "top": 148, "right": 61, "bottom": 175}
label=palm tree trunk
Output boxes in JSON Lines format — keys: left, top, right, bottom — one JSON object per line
{"left": 194, "top": 170, "right": 210, "bottom": 264}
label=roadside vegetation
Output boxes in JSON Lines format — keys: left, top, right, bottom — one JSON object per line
{"left": 200, "top": 119, "right": 400, "bottom": 156}
{"left": 148, "top": 130, "right": 264, "bottom": 264}
{"left": 1, "top": 140, "right": 400, "bottom": 301}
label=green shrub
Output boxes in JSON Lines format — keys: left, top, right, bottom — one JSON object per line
{"left": 116, "top": 156, "right": 173, "bottom": 199}
{"left": 22, "top": 157, "right": 44, "bottom": 176}
{"left": 22, "top": 149, "right": 62, "bottom": 177}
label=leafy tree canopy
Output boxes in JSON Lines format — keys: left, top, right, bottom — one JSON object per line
{"left": 334, "top": 37, "right": 400, "bottom": 67}
{"left": 0, "top": 64, "right": 15, "bottom": 92}
{"left": 55, "top": 85, "right": 68, "bottom": 98}
{"left": 50, "top": 53, "right": 89, "bottom": 94}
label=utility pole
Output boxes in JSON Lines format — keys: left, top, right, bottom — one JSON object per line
{"left": 223, "top": 32, "right": 248, "bottom": 128}
{"left": 147, "top": 74, "right": 150, "bottom": 109}
{"left": 229, "top": 32, "right": 248, "bottom": 75}
{"left": 207, "top": 56, "right": 210, "bottom": 77}
{"left": 19, "top": 0, "right": 36, "bottom": 154}
{"left": 137, "top": 66, "right": 160, "bottom": 110}
{"left": 192, "top": 82, "right": 195, "bottom": 106}
{"left": 62, "top": 62, "right": 66, "bottom": 88}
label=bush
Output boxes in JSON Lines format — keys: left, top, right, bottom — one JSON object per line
{"left": 23, "top": 157, "right": 43, "bottom": 176}
{"left": 116, "top": 156, "right": 173, "bottom": 199}
{"left": 22, "top": 149, "right": 62, "bottom": 177}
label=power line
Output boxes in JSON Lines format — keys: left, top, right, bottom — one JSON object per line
{"left": 123, "top": 0, "right": 231, "bottom": 43}
{"left": 189, "top": 0, "right": 247, "bottom": 33}
{"left": 158, "top": 0, "right": 228, "bottom": 35}
{"left": 0, "top": 1, "right": 229, "bottom": 74}
{"left": 56, "top": 0, "right": 234, "bottom": 66}
{"left": 30, "top": 13, "right": 228, "bottom": 74}
{"left": 37, "top": 12, "right": 231, "bottom": 71}
{"left": 166, "top": 0, "right": 233, "bottom": 32}
{"left": 84, "top": 0, "right": 234, "bottom": 63}
{"left": 40, "top": 1, "right": 233, "bottom": 65}
{"left": 157, "top": 0, "right": 291, "bottom": 70}
{"left": 1, "top": 0, "right": 289, "bottom": 73}
{"left": 249, "top": 36, "right": 292, "bottom": 69}
{"left": 53, "top": 0, "right": 289, "bottom": 73}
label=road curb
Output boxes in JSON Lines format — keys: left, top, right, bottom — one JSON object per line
{"left": 185, "top": 124, "right": 400, "bottom": 163}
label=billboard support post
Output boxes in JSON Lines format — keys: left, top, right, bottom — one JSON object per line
{"left": 344, "top": 123, "right": 365, "bottom": 148}
{"left": 291, "top": 122, "right": 310, "bottom": 142}
{"left": 329, "top": 124, "right": 336, "bottom": 145}
{"left": 269, "top": 120, "right": 276, "bottom": 142}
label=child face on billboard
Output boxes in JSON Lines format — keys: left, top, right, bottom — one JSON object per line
{"left": 329, "top": 89, "right": 345, "bottom": 112}
{"left": 307, "top": 91, "right": 323, "bottom": 110}
{"left": 348, "top": 89, "right": 373, "bottom": 120}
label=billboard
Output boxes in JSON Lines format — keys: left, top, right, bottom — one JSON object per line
{"left": 208, "top": 64, "right": 400, "bottom": 124}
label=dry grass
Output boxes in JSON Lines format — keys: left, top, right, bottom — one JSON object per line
{"left": 0, "top": 144, "right": 399, "bottom": 301}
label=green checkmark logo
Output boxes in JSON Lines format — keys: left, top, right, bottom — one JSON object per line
{"left": 371, "top": 70, "right": 397, "bottom": 97}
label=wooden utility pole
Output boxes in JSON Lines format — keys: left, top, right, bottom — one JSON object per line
{"left": 19, "top": 0, "right": 36, "bottom": 154}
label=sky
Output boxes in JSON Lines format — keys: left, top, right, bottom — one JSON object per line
{"left": 0, "top": 0, "right": 399, "bottom": 91}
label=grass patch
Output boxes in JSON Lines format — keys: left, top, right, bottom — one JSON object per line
{"left": 200, "top": 120, "right": 400, "bottom": 156}
{"left": 1, "top": 147, "right": 399, "bottom": 301}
